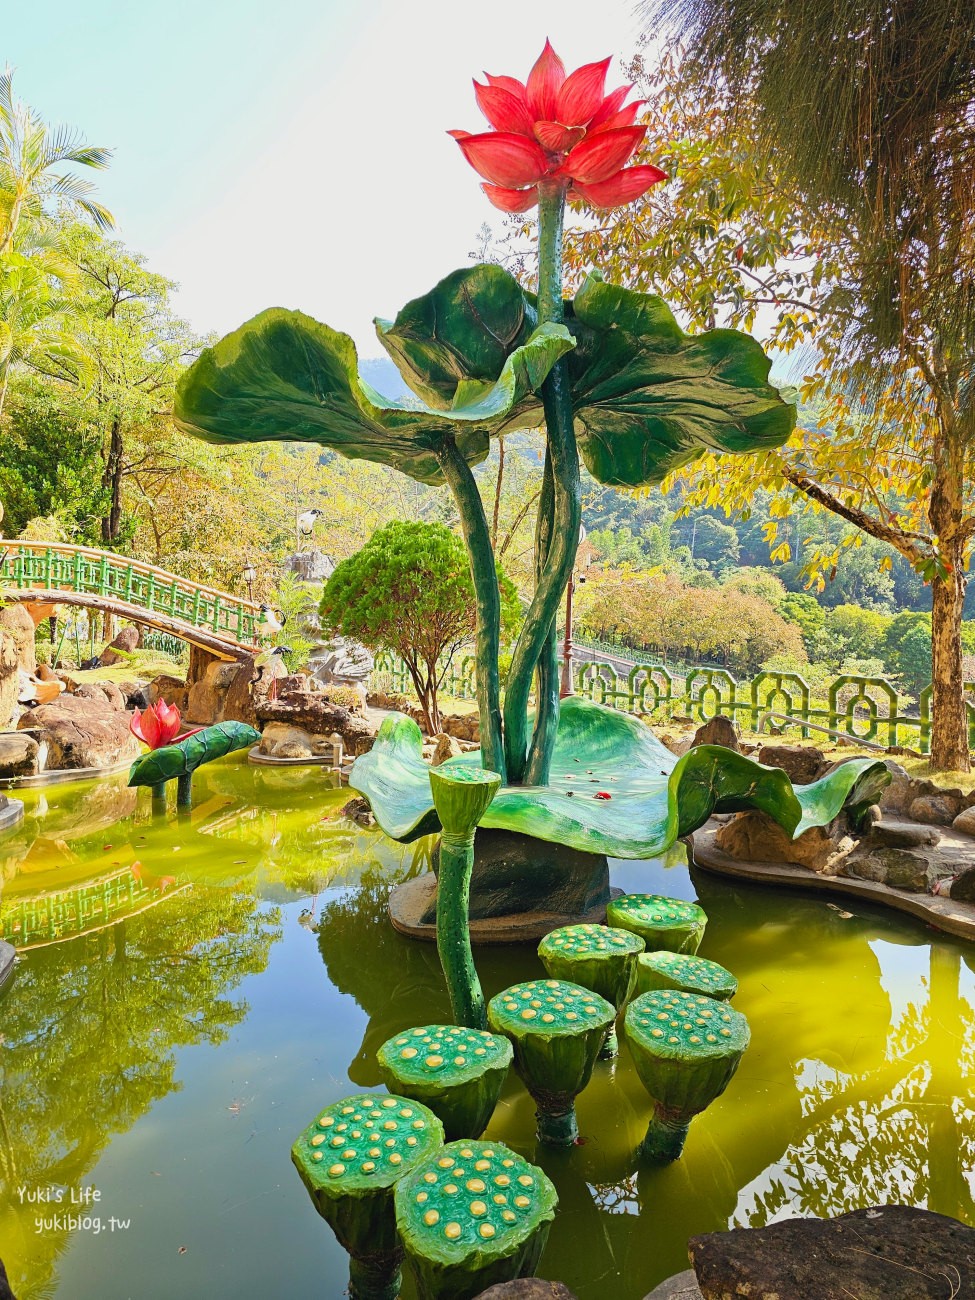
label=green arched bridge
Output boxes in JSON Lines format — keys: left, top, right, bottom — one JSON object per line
{"left": 0, "top": 540, "right": 261, "bottom": 659}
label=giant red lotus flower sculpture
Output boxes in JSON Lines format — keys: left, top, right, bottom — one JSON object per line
{"left": 450, "top": 39, "right": 667, "bottom": 212}
{"left": 130, "top": 700, "right": 184, "bottom": 750}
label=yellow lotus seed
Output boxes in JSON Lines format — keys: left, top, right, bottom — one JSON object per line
{"left": 423, "top": 1173, "right": 438, "bottom": 1184}
{"left": 445, "top": 1223, "right": 461, "bottom": 1240}
{"left": 503, "top": 1210, "right": 517, "bottom": 1222}
{"left": 426, "top": 1055, "right": 443, "bottom": 1068}
{"left": 470, "top": 1201, "right": 487, "bottom": 1216}
{"left": 329, "top": 1164, "right": 345, "bottom": 1176}
{"left": 401, "top": 1048, "right": 418, "bottom": 1059}
{"left": 389, "top": 1153, "right": 402, "bottom": 1165}
{"left": 381, "top": 1098, "right": 397, "bottom": 1108}
{"left": 311, "top": 1134, "right": 326, "bottom": 1147}
{"left": 444, "top": 1183, "right": 458, "bottom": 1194}
{"left": 319, "top": 1117, "right": 334, "bottom": 1127}
{"left": 362, "top": 1162, "right": 376, "bottom": 1173}
{"left": 416, "top": 1192, "right": 428, "bottom": 1203}
{"left": 438, "top": 1158, "right": 454, "bottom": 1168}
{"left": 467, "top": 1179, "right": 486, "bottom": 1192}
{"left": 518, "top": 1175, "right": 533, "bottom": 1187}
{"left": 480, "top": 1223, "right": 496, "bottom": 1238}
{"left": 312, "top": 1152, "right": 323, "bottom": 1162}
{"left": 495, "top": 1175, "right": 511, "bottom": 1187}
{"left": 515, "top": 1195, "right": 530, "bottom": 1208}
{"left": 424, "top": 1210, "right": 440, "bottom": 1226}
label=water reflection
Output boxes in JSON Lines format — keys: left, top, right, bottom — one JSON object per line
{"left": 0, "top": 765, "right": 973, "bottom": 1300}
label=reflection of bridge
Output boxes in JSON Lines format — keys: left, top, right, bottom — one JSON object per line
{"left": 1, "top": 865, "right": 188, "bottom": 949}
{"left": 0, "top": 540, "right": 260, "bottom": 660}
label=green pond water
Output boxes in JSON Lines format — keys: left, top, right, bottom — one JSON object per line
{"left": 0, "top": 755, "right": 973, "bottom": 1299}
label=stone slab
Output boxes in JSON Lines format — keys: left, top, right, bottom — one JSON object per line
{"left": 388, "top": 872, "right": 624, "bottom": 945}
{"left": 0, "top": 757, "right": 132, "bottom": 790}
{"left": 475, "top": 1283, "right": 578, "bottom": 1299}
{"left": 0, "top": 795, "right": 24, "bottom": 832}
{"left": 642, "top": 1272, "right": 702, "bottom": 1300}
{"left": 246, "top": 745, "right": 342, "bottom": 769}
{"left": 692, "top": 820, "right": 975, "bottom": 940}
{"left": 689, "top": 1205, "right": 975, "bottom": 1299}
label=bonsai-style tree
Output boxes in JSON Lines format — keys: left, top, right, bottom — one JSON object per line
{"left": 175, "top": 40, "right": 887, "bottom": 875}
{"left": 319, "top": 520, "right": 520, "bottom": 735}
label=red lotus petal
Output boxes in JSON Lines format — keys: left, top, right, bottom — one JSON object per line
{"left": 588, "top": 101, "right": 645, "bottom": 136}
{"left": 447, "top": 129, "right": 472, "bottom": 140}
{"left": 137, "top": 706, "right": 162, "bottom": 748}
{"left": 481, "top": 183, "right": 539, "bottom": 213}
{"left": 572, "top": 164, "right": 668, "bottom": 209}
{"left": 533, "top": 120, "right": 586, "bottom": 152}
{"left": 474, "top": 81, "right": 536, "bottom": 135}
{"left": 485, "top": 73, "right": 529, "bottom": 106}
{"left": 562, "top": 125, "right": 647, "bottom": 183}
{"left": 455, "top": 131, "right": 549, "bottom": 187}
{"left": 526, "top": 39, "right": 566, "bottom": 120}
{"left": 588, "top": 84, "right": 633, "bottom": 128}
{"left": 595, "top": 791, "right": 612, "bottom": 799}
{"left": 129, "top": 708, "right": 148, "bottom": 744}
{"left": 555, "top": 57, "right": 611, "bottom": 125}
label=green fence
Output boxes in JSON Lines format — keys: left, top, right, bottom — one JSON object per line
{"left": 0, "top": 541, "right": 259, "bottom": 645}
{"left": 371, "top": 650, "right": 975, "bottom": 755}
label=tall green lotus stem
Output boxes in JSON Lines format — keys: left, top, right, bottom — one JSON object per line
{"left": 176, "top": 773, "right": 193, "bottom": 808}
{"left": 347, "top": 1258, "right": 401, "bottom": 1300}
{"left": 503, "top": 179, "right": 581, "bottom": 785}
{"left": 150, "top": 782, "right": 166, "bottom": 803}
{"left": 429, "top": 765, "right": 502, "bottom": 1029}
{"left": 638, "top": 1110, "right": 691, "bottom": 1163}
{"left": 438, "top": 438, "right": 506, "bottom": 781}
{"left": 528, "top": 451, "right": 560, "bottom": 787}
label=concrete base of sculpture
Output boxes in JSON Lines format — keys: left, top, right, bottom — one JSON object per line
{"left": 389, "top": 873, "right": 624, "bottom": 945}
{"left": 389, "top": 827, "right": 622, "bottom": 943}
{"left": 0, "top": 940, "right": 16, "bottom": 993}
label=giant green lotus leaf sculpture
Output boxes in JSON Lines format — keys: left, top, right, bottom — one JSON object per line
{"left": 349, "top": 697, "right": 888, "bottom": 860}
{"left": 173, "top": 40, "right": 890, "bottom": 1023}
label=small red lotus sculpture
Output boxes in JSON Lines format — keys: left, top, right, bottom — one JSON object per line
{"left": 450, "top": 39, "right": 666, "bottom": 212}
{"left": 130, "top": 700, "right": 184, "bottom": 750}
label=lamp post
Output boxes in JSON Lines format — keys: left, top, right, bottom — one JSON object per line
{"left": 242, "top": 561, "right": 257, "bottom": 604}
{"left": 560, "top": 525, "right": 588, "bottom": 698}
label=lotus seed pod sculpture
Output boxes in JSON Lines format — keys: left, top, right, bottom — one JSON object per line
{"left": 606, "top": 893, "right": 707, "bottom": 954}
{"left": 487, "top": 979, "right": 614, "bottom": 1146}
{"left": 624, "top": 989, "right": 750, "bottom": 1163}
{"left": 377, "top": 1024, "right": 513, "bottom": 1140}
{"left": 428, "top": 765, "right": 503, "bottom": 1029}
{"left": 291, "top": 1093, "right": 445, "bottom": 1300}
{"left": 635, "top": 950, "right": 738, "bottom": 1001}
{"left": 537, "top": 923, "right": 645, "bottom": 1059}
{"left": 394, "top": 1138, "right": 558, "bottom": 1299}
{"left": 128, "top": 721, "right": 260, "bottom": 808}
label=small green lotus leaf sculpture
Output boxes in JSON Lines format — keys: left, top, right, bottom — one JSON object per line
{"left": 292, "top": 1092, "right": 445, "bottom": 1300}
{"left": 607, "top": 893, "right": 708, "bottom": 954}
{"left": 624, "top": 989, "right": 750, "bottom": 1163}
{"left": 128, "top": 721, "right": 260, "bottom": 807}
{"left": 350, "top": 696, "right": 890, "bottom": 860}
{"left": 635, "top": 950, "right": 738, "bottom": 1001}
{"left": 377, "top": 1024, "right": 513, "bottom": 1141}
{"left": 394, "top": 1138, "right": 557, "bottom": 1300}
{"left": 537, "top": 923, "right": 645, "bottom": 1059}
{"left": 487, "top": 978, "right": 615, "bottom": 1146}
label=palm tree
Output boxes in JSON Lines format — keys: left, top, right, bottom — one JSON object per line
{"left": 645, "top": 0, "right": 975, "bottom": 771}
{"left": 0, "top": 69, "right": 113, "bottom": 254}
{"left": 0, "top": 253, "right": 87, "bottom": 418}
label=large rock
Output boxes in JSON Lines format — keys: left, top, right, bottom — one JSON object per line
{"left": 148, "top": 674, "right": 189, "bottom": 712}
{"left": 187, "top": 659, "right": 241, "bottom": 724}
{"left": 17, "top": 695, "right": 141, "bottom": 771}
{"left": 642, "top": 1275, "right": 702, "bottom": 1300}
{"left": 843, "top": 845, "right": 934, "bottom": 891}
{"left": 0, "top": 731, "right": 40, "bottom": 778}
{"left": 0, "top": 632, "right": 18, "bottom": 729}
{"left": 691, "top": 715, "right": 740, "bottom": 751}
{"left": 910, "top": 792, "right": 965, "bottom": 826}
{"left": 431, "top": 732, "right": 463, "bottom": 765}
{"left": 714, "top": 809, "right": 857, "bottom": 874}
{"left": 74, "top": 681, "right": 126, "bottom": 711}
{"left": 0, "top": 603, "right": 36, "bottom": 673}
{"left": 257, "top": 688, "right": 376, "bottom": 755}
{"left": 222, "top": 654, "right": 288, "bottom": 727}
{"left": 953, "top": 806, "right": 975, "bottom": 838}
{"left": 757, "top": 742, "right": 826, "bottom": 784}
{"left": 99, "top": 621, "right": 142, "bottom": 666}
{"left": 689, "top": 1205, "right": 975, "bottom": 1299}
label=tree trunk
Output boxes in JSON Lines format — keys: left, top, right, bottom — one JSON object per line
{"left": 928, "top": 422, "right": 970, "bottom": 772}
{"left": 101, "top": 417, "right": 124, "bottom": 545}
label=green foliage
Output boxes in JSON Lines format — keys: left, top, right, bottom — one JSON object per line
{"left": 778, "top": 592, "right": 826, "bottom": 651}
{"left": 0, "top": 377, "right": 106, "bottom": 540}
{"left": 319, "top": 520, "right": 520, "bottom": 733}
{"left": 893, "top": 624, "right": 934, "bottom": 695}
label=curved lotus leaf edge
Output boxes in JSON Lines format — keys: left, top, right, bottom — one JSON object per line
{"left": 349, "top": 698, "right": 890, "bottom": 860}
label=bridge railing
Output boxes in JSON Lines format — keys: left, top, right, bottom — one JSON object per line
{"left": 370, "top": 651, "right": 975, "bottom": 756}
{"left": 0, "top": 541, "right": 261, "bottom": 646}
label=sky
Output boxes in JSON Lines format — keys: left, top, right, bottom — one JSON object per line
{"left": 5, "top": 0, "right": 644, "bottom": 358}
